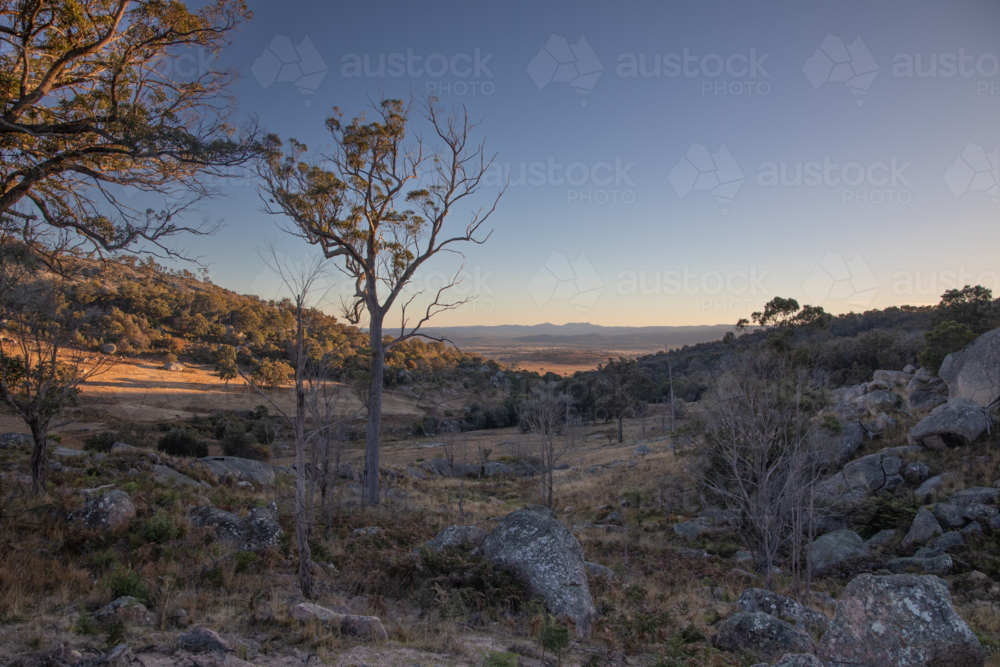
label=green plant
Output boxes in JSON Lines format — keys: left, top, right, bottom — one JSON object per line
{"left": 157, "top": 428, "right": 207, "bottom": 458}
{"left": 72, "top": 610, "right": 100, "bottom": 636}
{"left": 919, "top": 320, "right": 978, "bottom": 374}
{"left": 103, "top": 566, "right": 148, "bottom": 603}
{"left": 482, "top": 651, "right": 518, "bottom": 667}
{"left": 539, "top": 621, "right": 570, "bottom": 663}
{"left": 233, "top": 550, "right": 260, "bottom": 574}
{"left": 139, "top": 513, "right": 179, "bottom": 544}
{"left": 83, "top": 432, "right": 118, "bottom": 453}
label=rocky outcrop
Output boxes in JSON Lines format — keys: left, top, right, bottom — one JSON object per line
{"left": 424, "top": 525, "right": 487, "bottom": 552}
{"left": 939, "top": 327, "right": 1000, "bottom": 408}
{"left": 815, "top": 452, "right": 906, "bottom": 507}
{"left": 189, "top": 502, "right": 282, "bottom": 551}
{"left": 808, "top": 530, "right": 869, "bottom": 576}
{"left": 736, "top": 588, "right": 829, "bottom": 635}
{"left": 817, "top": 574, "right": 984, "bottom": 667}
{"left": 711, "top": 612, "right": 814, "bottom": 662}
{"left": 481, "top": 505, "right": 598, "bottom": 637}
{"left": 291, "top": 603, "right": 388, "bottom": 639}
{"left": 907, "top": 398, "right": 995, "bottom": 450}
{"left": 813, "top": 421, "right": 865, "bottom": 471}
{"left": 197, "top": 457, "right": 275, "bottom": 485}
{"left": 886, "top": 554, "right": 954, "bottom": 575}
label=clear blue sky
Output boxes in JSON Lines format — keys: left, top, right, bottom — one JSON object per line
{"left": 168, "top": 0, "right": 1000, "bottom": 328}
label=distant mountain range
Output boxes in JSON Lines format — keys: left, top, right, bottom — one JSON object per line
{"left": 419, "top": 323, "right": 735, "bottom": 349}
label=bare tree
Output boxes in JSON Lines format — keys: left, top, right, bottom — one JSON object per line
{"left": 519, "top": 382, "right": 572, "bottom": 509}
{"left": 257, "top": 95, "right": 503, "bottom": 506}
{"left": 698, "top": 347, "right": 825, "bottom": 590}
{"left": 236, "top": 249, "right": 333, "bottom": 599}
{"left": 0, "top": 273, "right": 113, "bottom": 496}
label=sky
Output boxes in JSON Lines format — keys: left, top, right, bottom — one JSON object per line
{"left": 154, "top": 0, "right": 1000, "bottom": 328}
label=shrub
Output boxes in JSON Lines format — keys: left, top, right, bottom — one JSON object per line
{"left": 157, "top": 428, "right": 207, "bottom": 458}
{"left": 139, "top": 513, "right": 180, "bottom": 544}
{"left": 221, "top": 422, "right": 270, "bottom": 461}
{"left": 482, "top": 652, "right": 518, "bottom": 667}
{"left": 83, "top": 431, "right": 117, "bottom": 453}
{"left": 251, "top": 418, "right": 276, "bottom": 445}
{"left": 919, "top": 320, "right": 978, "bottom": 374}
{"left": 104, "top": 566, "right": 148, "bottom": 603}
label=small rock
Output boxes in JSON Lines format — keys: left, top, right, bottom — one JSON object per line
{"left": 903, "top": 461, "right": 930, "bottom": 483}
{"left": 932, "top": 531, "right": 965, "bottom": 552}
{"left": 424, "top": 525, "right": 486, "bottom": 552}
{"left": 864, "top": 529, "right": 898, "bottom": 548}
{"left": 163, "top": 362, "right": 185, "bottom": 371}
{"left": 291, "top": 602, "right": 388, "bottom": 639}
{"left": 352, "top": 526, "right": 382, "bottom": 538}
{"left": 886, "top": 553, "right": 953, "bottom": 575}
{"left": 76, "top": 491, "right": 136, "bottom": 531}
{"left": 963, "top": 521, "right": 983, "bottom": 535}
{"left": 951, "top": 486, "right": 1000, "bottom": 507}
{"left": 177, "top": 626, "right": 230, "bottom": 653}
{"left": 964, "top": 503, "right": 998, "bottom": 522}
{"left": 808, "top": 530, "right": 869, "bottom": 576}
{"left": 584, "top": 561, "right": 616, "bottom": 580}
{"left": 634, "top": 444, "right": 652, "bottom": 456}
{"left": 736, "top": 588, "right": 829, "bottom": 635}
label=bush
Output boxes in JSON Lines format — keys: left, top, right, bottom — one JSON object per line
{"left": 482, "top": 652, "right": 518, "bottom": 667}
{"left": 83, "top": 431, "right": 117, "bottom": 453}
{"left": 157, "top": 427, "right": 207, "bottom": 458}
{"left": 139, "top": 513, "right": 180, "bottom": 544}
{"left": 251, "top": 418, "right": 276, "bottom": 445}
{"left": 919, "top": 320, "right": 978, "bottom": 374}
{"left": 104, "top": 566, "right": 148, "bottom": 603}
{"left": 221, "top": 422, "right": 270, "bottom": 461}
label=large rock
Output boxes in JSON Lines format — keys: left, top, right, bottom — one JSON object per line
{"left": 939, "top": 327, "right": 1000, "bottom": 408}
{"left": 674, "top": 517, "right": 713, "bottom": 540}
{"left": 950, "top": 486, "right": 1000, "bottom": 507}
{"left": 197, "top": 456, "right": 275, "bottom": 485}
{"left": 163, "top": 362, "right": 185, "bottom": 372}
{"left": 76, "top": 491, "right": 135, "bottom": 531}
{"left": 711, "top": 612, "right": 814, "bottom": 662}
{"left": 809, "top": 530, "right": 869, "bottom": 576}
{"left": 151, "top": 464, "right": 203, "bottom": 488}
{"left": 481, "top": 505, "right": 598, "bottom": 637}
{"left": 736, "top": 588, "right": 829, "bottom": 635}
{"left": 291, "top": 603, "right": 388, "bottom": 639}
{"left": 907, "top": 398, "right": 995, "bottom": 450}
{"left": 424, "top": 525, "right": 487, "bottom": 552}
{"left": 765, "top": 656, "right": 824, "bottom": 667}
{"left": 901, "top": 508, "right": 944, "bottom": 549}
{"left": 853, "top": 390, "right": 901, "bottom": 418}
{"left": 908, "top": 391, "right": 948, "bottom": 414}
{"left": 931, "top": 503, "right": 966, "bottom": 528}
{"left": 813, "top": 421, "right": 865, "bottom": 471}
{"left": 874, "top": 369, "right": 914, "bottom": 385}
{"left": 815, "top": 453, "right": 900, "bottom": 507}
{"left": 816, "top": 574, "right": 984, "bottom": 666}
{"left": 189, "top": 502, "right": 282, "bottom": 550}
{"left": 915, "top": 473, "right": 958, "bottom": 498}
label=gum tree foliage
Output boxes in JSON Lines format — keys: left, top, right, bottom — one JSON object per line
{"left": 595, "top": 357, "right": 656, "bottom": 443}
{"left": 257, "top": 96, "right": 503, "bottom": 506}
{"left": 0, "top": 0, "right": 262, "bottom": 260}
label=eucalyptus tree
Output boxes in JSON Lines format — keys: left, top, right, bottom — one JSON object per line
{"left": 257, "top": 96, "right": 502, "bottom": 506}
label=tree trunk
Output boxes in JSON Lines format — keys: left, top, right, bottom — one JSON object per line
{"left": 362, "top": 312, "right": 385, "bottom": 507}
{"left": 29, "top": 418, "right": 48, "bottom": 497}
{"left": 617, "top": 414, "right": 623, "bottom": 443}
{"left": 293, "top": 305, "right": 314, "bottom": 599}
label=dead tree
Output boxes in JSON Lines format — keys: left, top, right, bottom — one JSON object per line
{"left": 519, "top": 382, "right": 573, "bottom": 508}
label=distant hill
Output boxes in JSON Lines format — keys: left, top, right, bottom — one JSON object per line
{"left": 420, "top": 323, "right": 735, "bottom": 349}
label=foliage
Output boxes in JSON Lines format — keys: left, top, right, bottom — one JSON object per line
{"left": 919, "top": 320, "right": 978, "bottom": 374}
{"left": 139, "top": 513, "right": 180, "bottom": 545}
{"left": 103, "top": 566, "right": 148, "bottom": 604}
{"left": 157, "top": 428, "right": 207, "bottom": 458}
{"left": 220, "top": 422, "right": 270, "bottom": 461}
{"left": 933, "top": 285, "right": 997, "bottom": 334}
{"left": 83, "top": 432, "right": 118, "bottom": 453}
{"left": 0, "top": 0, "right": 261, "bottom": 259}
